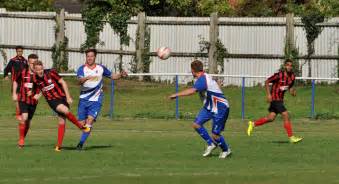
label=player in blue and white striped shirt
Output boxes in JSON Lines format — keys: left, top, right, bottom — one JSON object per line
{"left": 76, "top": 49, "right": 127, "bottom": 150}
{"left": 169, "top": 60, "right": 231, "bottom": 159}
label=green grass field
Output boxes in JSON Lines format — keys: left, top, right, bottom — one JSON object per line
{"left": 1, "top": 117, "right": 339, "bottom": 184}
{"left": 0, "top": 79, "right": 338, "bottom": 184}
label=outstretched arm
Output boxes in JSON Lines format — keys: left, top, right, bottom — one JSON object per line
{"left": 169, "top": 88, "right": 197, "bottom": 99}
{"left": 58, "top": 78, "right": 73, "bottom": 104}
{"left": 111, "top": 70, "right": 128, "bottom": 80}
{"left": 265, "top": 80, "right": 272, "bottom": 103}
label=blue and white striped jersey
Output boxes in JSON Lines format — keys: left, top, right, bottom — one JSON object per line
{"left": 77, "top": 64, "right": 111, "bottom": 101}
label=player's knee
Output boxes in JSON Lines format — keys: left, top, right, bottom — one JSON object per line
{"left": 56, "top": 104, "right": 68, "bottom": 114}
{"left": 281, "top": 112, "right": 289, "bottom": 118}
{"left": 211, "top": 133, "right": 220, "bottom": 140}
{"left": 192, "top": 123, "right": 201, "bottom": 129}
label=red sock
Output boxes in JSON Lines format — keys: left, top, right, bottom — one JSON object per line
{"left": 18, "top": 123, "right": 25, "bottom": 145}
{"left": 57, "top": 124, "right": 66, "bottom": 147}
{"left": 254, "top": 117, "right": 269, "bottom": 126}
{"left": 284, "top": 121, "right": 293, "bottom": 137}
{"left": 65, "top": 112, "right": 82, "bottom": 129}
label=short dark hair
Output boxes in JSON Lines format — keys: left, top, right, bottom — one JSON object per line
{"left": 85, "top": 48, "right": 97, "bottom": 56}
{"left": 191, "top": 60, "right": 204, "bottom": 72}
{"left": 15, "top": 46, "right": 23, "bottom": 50}
{"left": 28, "top": 54, "right": 38, "bottom": 60}
{"left": 33, "top": 60, "right": 43, "bottom": 67}
{"left": 284, "top": 58, "right": 293, "bottom": 65}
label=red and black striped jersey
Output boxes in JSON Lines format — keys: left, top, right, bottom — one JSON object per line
{"left": 33, "top": 69, "right": 66, "bottom": 101}
{"left": 267, "top": 71, "right": 295, "bottom": 101}
{"left": 4, "top": 56, "right": 27, "bottom": 81}
{"left": 15, "top": 68, "right": 38, "bottom": 105}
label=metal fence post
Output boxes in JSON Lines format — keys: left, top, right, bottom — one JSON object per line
{"left": 241, "top": 77, "right": 245, "bottom": 120}
{"left": 175, "top": 75, "right": 179, "bottom": 119}
{"left": 311, "top": 79, "right": 315, "bottom": 118}
{"left": 109, "top": 79, "right": 115, "bottom": 119}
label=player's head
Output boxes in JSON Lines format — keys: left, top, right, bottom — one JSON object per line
{"left": 15, "top": 46, "right": 24, "bottom": 57}
{"left": 33, "top": 60, "right": 44, "bottom": 77}
{"left": 191, "top": 60, "right": 204, "bottom": 77}
{"left": 85, "top": 48, "right": 97, "bottom": 66}
{"left": 284, "top": 59, "right": 293, "bottom": 73}
{"left": 28, "top": 54, "right": 39, "bottom": 71}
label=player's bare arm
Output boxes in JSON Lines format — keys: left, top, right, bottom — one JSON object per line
{"left": 12, "top": 81, "right": 18, "bottom": 101}
{"left": 33, "top": 92, "right": 42, "bottom": 100}
{"left": 265, "top": 80, "right": 272, "bottom": 103}
{"left": 58, "top": 78, "right": 73, "bottom": 104}
{"left": 111, "top": 70, "right": 128, "bottom": 80}
{"left": 169, "top": 88, "right": 197, "bottom": 99}
{"left": 289, "top": 88, "right": 296, "bottom": 96}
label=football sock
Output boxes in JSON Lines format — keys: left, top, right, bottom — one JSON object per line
{"left": 255, "top": 117, "right": 269, "bottom": 126}
{"left": 57, "top": 124, "right": 66, "bottom": 147}
{"left": 65, "top": 112, "right": 83, "bottom": 129}
{"left": 284, "top": 121, "right": 293, "bottom": 137}
{"left": 18, "top": 123, "right": 25, "bottom": 145}
{"left": 79, "top": 125, "right": 92, "bottom": 145}
{"left": 195, "top": 126, "right": 213, "bottom": 145}
{"left": 214, "top": 136, "right": 229, "bottom": 152}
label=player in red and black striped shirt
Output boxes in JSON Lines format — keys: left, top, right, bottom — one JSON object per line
{"left": 247, "top": 59, "right": 303, "bottom": 143}
{"left": 31, "top": 60, "right": 90, "bottom": 151}
{"left": 4, "top": 46, "right": 27, "bottom": 120}
{"left": 13, "top": 54, "right": 39, "bottom": 148}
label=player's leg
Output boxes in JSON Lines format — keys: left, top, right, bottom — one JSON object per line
{"left": 247, "top": 102, "right": 278, "bottom": 136}
{"left": 281, "top": 111, "right": 302, "bottom": 143}
{"left": 76, "top": 100, "right": 102, "bottom": 149}
{"left": 17, "top": 102, "right": 28, "bottom": 148}
{"left": 211, "top": 107, "right": 231, "bottom": 159}
{"left": 54, "top": 102, "right": 88, "bottom": 131}
{"left": 15, "top": 101, "right": 22, "bottom": 121}
{"left": 77, "top": 116, "right": 95, "bottom": 150}
{"left": 24, "top": 104, "right": 37, "bottom": 138}
{"left": 193, "top": 108, "right": 216, "bottom": 157}
{"left": 55, "top": 116, "right": 66, "bottom": 152}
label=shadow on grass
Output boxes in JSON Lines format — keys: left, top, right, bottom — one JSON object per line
{"left": 270, "top": 140, "right": 289, "bottom": 144}
{"left": 62, "top": 145, "right": 113, "bottom": 151}
{"left": 24, "top": 144, "right": 54, "bottom": 148}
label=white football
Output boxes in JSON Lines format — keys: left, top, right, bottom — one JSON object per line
{"left": 157, "top": 47, "right": 171, "bottom": 60}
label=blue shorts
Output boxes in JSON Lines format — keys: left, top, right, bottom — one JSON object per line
{"left": 194, "top": 107, "right": 229, "bottom": 135}
{"left": 78, "top": 99, "right": 103, "bottom": 121}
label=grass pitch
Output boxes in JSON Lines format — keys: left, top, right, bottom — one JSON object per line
{"left": 0, "top": 117, "right": 339, "bottom": 184}
{"left": 0, "top": 79, "right": 338, "bottom": 183}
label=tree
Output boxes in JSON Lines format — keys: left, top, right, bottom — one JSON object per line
{"left": 81, "top": 0, "right": 142, "bottom": 49}
{"left": 0, "top": 0, "right": 54, "bottom": 11}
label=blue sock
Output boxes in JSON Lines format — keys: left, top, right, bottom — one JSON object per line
{"left": 214, "top": 136, "right": 229, "bottom": 152}
{"left": 79, "top": 127, "right": 92, "bottom": 145}
{"left": 195, "top": 126, "right": 213, "bottom": 145}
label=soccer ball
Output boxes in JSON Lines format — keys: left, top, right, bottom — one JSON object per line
{"left": 156, "top": 47, "right": 171, "bottom": 60}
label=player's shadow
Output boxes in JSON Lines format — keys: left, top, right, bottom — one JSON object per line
{"left": 24, "top": 144, "right": 55, "bottom": 148}
{"left": 62, "top": 145, "right": 113, "bottom": 151}
{"left": 270, "top": 140, "right": 289, "bottom": 144}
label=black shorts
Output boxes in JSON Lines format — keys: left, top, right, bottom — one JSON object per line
{"left": 19, "top": 101, "right": 37, "bottom": 120}
{"left": 268, "top": 101, "right": 287, "bottom": 114}
{"left": 47, "top": 98, "right": 69, "bottom": 117}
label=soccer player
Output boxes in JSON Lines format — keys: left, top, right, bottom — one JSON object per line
{"left": 31, "top": 60, "right": 90, "bottom": 151}
{"left": 75, "top": 48, "right": 127, "bottom": 150}
{"left": 13, "top": 54, "right": 39, "bottom": 148}
{"left": 4, "top": 46, "right": 27, "bottom": 120}
{"left": 169, "top": 60, "right": 231, "bottom": 159}
{"left": 247, "top": 59, "right": 303, "bottom": 143}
